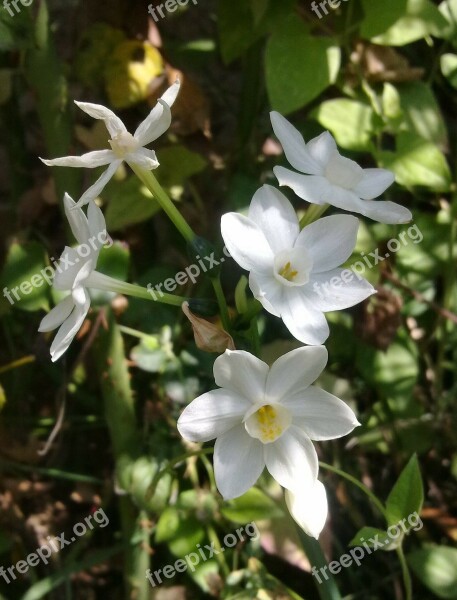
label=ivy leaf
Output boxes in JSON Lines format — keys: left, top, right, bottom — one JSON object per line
{"left": 386, "top": 455, "right": 424, "bottom": 526}
{"left": 314, "top": 99, "right": 375, "bottom": 151}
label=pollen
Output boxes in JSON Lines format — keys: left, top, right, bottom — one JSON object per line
{"left": 244, "top": 403, "right": 291, "bottom": 444}
{"left": 279, "top": 261, "right": 299, "bottom": 282}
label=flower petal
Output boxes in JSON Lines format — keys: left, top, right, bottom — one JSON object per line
{"left": 270, "top": 112, "right": 322, "bottom": 175}
{"left": 265, "top": 426, "right": 318, "bottom": 491}
{"left": 213, "top": 350, "right": 269, "bottom": 403}
{"left": 64, "top": 193, "right": 90, "bottom": 244}
{"left": 214, "top": 425, "right": 264, "bottom": 499}
{"left": 274, "top": 167, "right": 331, "bottom": 205}
{"left": 285, "top": 480, "right": 328, "bottom": 539}
{"left": 75, "top": 160, "right": 122, "bottom": 207}
{"left": 284, "top": 386, "right": 360, "bottom": 441}
{"left": 266, "top": 346, "right": 328, "bottom": 402}
{"left": 306, "top": 131, "right": 337, "bottom": 169}
{"left": 49, "top": 287, "right": 90, "bottom": 361}
{"left": 177, "top": 388, "right": 250, "bottom": 443}
{"left": 281, "top": 288, "right": 330, "bottom": 345}
{"left": 38, "top": 294, "right": 74, "bottom": 332}
{"left": 249, "top": 271, "right": 282, "bottom": 317}
{"left": 53, "top": 247, "right": 88, "bottom": 290}
{"left": 87, "top": 201, "right": 107, "bottom": 239}
{"left": 329, "top": 187, "right": 413, "bottom": 224}
{"left": 353, "top": 168, "right": 395, "bottom": 200}
{"left": 41, "top": 150, "right": 116, "bottom": 169}
{"left": 221, "top": 213, "right": 274, "bottom": 274}
{"left": 295, "top": 215, "right": 359, "bottom": 273}
{"left": 248, "top": 185, "right": 299, "bottom": 254}
{"left": 134, "top": 80, "right": 180, "bottom": 146}
{"left": 305, "top": 269, "right": 375, "bottom": 312}
{"left": 127, "top": 147, "right": 159, "bottom": 170}
{"left": 74, "top": 101, "right": 127, "bottom": 138}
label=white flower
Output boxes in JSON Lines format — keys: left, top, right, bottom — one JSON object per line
{"left": 177, "top": 346, "right": 360, "bottom": 500}
{"left": 41, "top": 81, "right": 180, "bottom": 207}
{"left": 221, "top": 185, "right": 375, "bottom": 346}
{"left": 271, "top": 112, "right": 412, "bottom": 225}
{"left": 38, "top": 194, "right": 110, "bottom": 361}
{"left": 285, "top": 480, "right": 328, "bottom": 539}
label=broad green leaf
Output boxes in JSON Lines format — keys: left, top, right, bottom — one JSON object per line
{"left": 265, "top": 15, "right": 340, "bottom": 114}
{"left": 349, "top": 527, "right": 394, "bottom": 550}
{"left": 156, "top": 506, "right": 181, "bottom": 542}
{"left": 408, "top": 546, "right": 457, "bottom": 599}
{"left": 221, "top": 487, "right": 284, "bottom": 523}
{"left": 105, "top": 176, "right": 160, "bottom": 231}
{"left": 1, "top": 242, "right": 50, "bottom": 312}
{"left": 156, "top": 145, "right": 207, "bottom": 199}
{"left": 360, "top": 0, "right": 408, "bottom": 38}
{"left": 397, "top": 82, "right": 448, "bottom": 148}
{"left": 378, "top": 132, "right": 451, "bottom": 191}
{"left": 382, "top": 83, "right": 403, "bottom": 125}
{"left": 386, "top": 455, "right": 423, "bottom": 526}
{"left": 439, "top": 0, "right": 457, "bottom": 42}
{"left": 441, "top": 53, "right": 457, "bottom": 88}
{"left": 371, "top": 0, "right": 449, "bottom": 46}
{"left": 314, "top": 99, "right": 375, "bottom": 151}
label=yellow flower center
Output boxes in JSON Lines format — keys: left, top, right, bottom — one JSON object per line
{"left": 278, "top": 261, "right": 298, "bottom": 282}
{"left": 244, "top": 403, "right": 291, "bottom": 444}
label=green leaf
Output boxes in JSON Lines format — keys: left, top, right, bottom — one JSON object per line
{"left": 105, "top": 176, "right": 160, "bottom": 231}
{"left": 156, "top": 145, "right": 207, "bottom": 199}
{"left": 441, "top": 53, "right": 457, "bottom": 89}
{"left": 221, "top": 487, "right": 284, "bottom": 524}
{"left": 408, "top": 546, "right": 457, "bottom": 599}
{"left": 378, "top": 132, "right": 451, "bottom": 191}
{"left": 386, "top": 455, "right": 423, "bottom": 526}
{"left": 439, "top": 0, "right": 457, "bottom": 42}
{"left": 314, "top": 99, "right": 375, "bottom": 151}
{"left": 1, "top": 242, "right": 50, "bottom": 312}
{"left": 360, "top": 0, "right": 408, "bottom": 38}
{"left": 371, "top": 0, "right": 449, "bottom": 46}
{"left": 265, "top": 15, "right": 340, "bottom": 114}
{"left": 349, "top": 527, "right": 395, "bottom": 550}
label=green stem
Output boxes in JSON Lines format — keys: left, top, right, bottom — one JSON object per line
{"left": 211, "top": 276, "right": 231, "bottom": 332}
{"left": 129, "top": 164, "right": 196, "bottom": 242}
{"left": 88, "top": 272, "right": 186, "bottom": 307}
{"left": 297, "top": 532, "right": 342, "bottom": 600}
{"left": 319, "top": 462, "right": 388, "bottom": 519}
{"left": 397, "top": 545, "right": 413, "bottom": 600}
{"left": 299, "top": 204, "right": 330, "bottom": 229}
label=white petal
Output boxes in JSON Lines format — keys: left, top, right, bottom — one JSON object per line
{"left": 274, "top": 167, "right": 331, "bottom": 205}
{"left": 64, "top": 193, "right": 90, "bottom": 244}
{"left": 75, "top": 101, "right": 127, "bottom": 138}
{"left": 285, "top": 480, "right": 328, "bottom": 539}
{"left": 38, "top": 295, "right": 74, "bottom": 332}
{"left": 41, "top": 150, "right": 116, "bottom": 169}
{"left": 270, "top": 112, "right": 322, "bottom": 175}
{"left": 87, "top": 201, "right": 107, "bottom": 238}
{"left": 134, "top": 81, "right": 180, "bottom": 146}
{"left": 307, "top": 131, "right": 337, "bottom": 169}
{"left": 249, "top": 271, "right": 282, "bottom": 317}
{"left": 75, "top": 160, "right": 122, "bottom": 207}
{"left": 53, "top": 247, "right": 86, "bottom": 290}
{"left": 281, "top": 288, "right": 329, "bottom": 345}
{"left": 49, "top": 288, "right": 90, "bottom": 361}
{"left": 265, "top": 426, "right": 318, "bottom": 491}
{"left": 127, "top": 147, "right": 159, "bottom": 170}
{"left": 214, "top": 425, "right": 264, "bottom": 499}
{"left": 177, "top": 389, "right": 250, "bottom": 443}
{"left": 353, "top": 168, "right": 395, "bottom": 200}
{"left": 160, "top": 79, "right": 181, "bottom": 107}
{"left": 329, "top": 187, "right": 413, "bottom": 224}
{"left": 305, "top": 269, "right": 375, "bottom": 312}
{"left": 266, "top": 346, "right": 328, "bottom": 402}
{"left": 284, "top": 387, "right": 360, "bottom": 441}
{"left": 221, "top": 213, "right": 274, "bottom": 274}
{"left": 248, "top": 185, "right": 299, "bottom": 254}
{"left": 214, "top": 350, "right": 269, "bottom": 403}
{"left": 295, "top": 215, "right": 359, "bottom": 273}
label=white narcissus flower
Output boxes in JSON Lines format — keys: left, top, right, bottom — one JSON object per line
{"left": 177, "top": 346, "right": 360, "bottom": 500}
{"left": 38, "top": 194, "right": 111, "bottom": 361}
{"left": 221, "top": 185, "right": 375, "bottom": 346}
{"left": 41, "top": 81, "right": 180, "bottom": 207}
{"left": 271, "top": 112, "right": 412, "bottom": 225}
{"left": 286, "top": 480, "right": 328, "bottom": 540}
